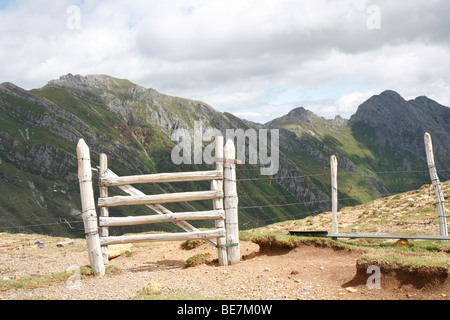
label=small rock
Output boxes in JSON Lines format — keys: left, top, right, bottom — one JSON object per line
{"left": 108, "top": 244, "right": 133, "bottom": 260}
{"left": 345, "top": 287, "right": 358, "bottom": 293}
{"left": 142, "top": 281, "right": 163, "bottom": 295}
{"left": 33, "top": 240, "right": 48, "bottom": 248}
{"left": 56, "top": 241, "right": 76, "bottom": 247}
{"left": 264, "top": 267, "right": 270, "bottom": 272}
{"left": 395, "top": 239, "right": 409, "bottom": 247}
{"left": 2, "top": 277, "right": 11, "bottom": 281}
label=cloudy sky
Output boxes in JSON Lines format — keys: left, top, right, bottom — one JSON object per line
{"left": 1, "top": 0, "right": 449, "bottom": 123}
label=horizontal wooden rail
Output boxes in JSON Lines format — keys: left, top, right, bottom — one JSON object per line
{"left": 104, "top": 168, "right": 217, "bottom": 247}
{"left": 98, "top": 190, "right": 223, "bottom": 208}
{"left": 100, "top": 228, "right": 225, "bottom": 246}
{"left": 100, "top": 170, "right": 223, "bottom": 187}
{"left": 99, "top": 210, "right": 225, "bottom": 227}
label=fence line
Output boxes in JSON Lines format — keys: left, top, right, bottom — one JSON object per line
{"left": 3, "top": 134, "right": 450, "bottom": 245}
{"left": 233, "top": 168, "right": 450, "bottom": 183}
{"left": 327, "top": 132, "right": 448, "bottom": 240}
{"left": 1, "top": 179, "right": 447, "bottom": 233}
{"left": 236, "top": 162, "right": 450, "bottom": 172}
{"left": 76, "top": 137, "right": 240, "bottom": 275}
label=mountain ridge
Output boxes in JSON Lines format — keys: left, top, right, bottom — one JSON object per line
{"left": 1, "top": 74, "right": 449, "bottom": 237}
{"left": 349, "top": 89, "right": 450, "bottom": 163}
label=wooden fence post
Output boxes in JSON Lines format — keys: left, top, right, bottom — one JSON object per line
{"left": 330, "top": 155, "right": 338, "bottom": 235}
{"left": 76, "top": 139, "right": 105, "bottom": 275}
{"left": 99, "top": 153, "right": 109, "bottom": 264}
{"left": 223, "top": 139, "right": 240, "bottom": 264}
{"left": 212, "top": 136, "right": 228, "bottom": 266}
{"left": 424, "top": 133, "right": 448, "bottom": 236}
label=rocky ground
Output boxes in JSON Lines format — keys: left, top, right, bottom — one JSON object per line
{"left": 0, "top": 232, "right": 448, "bottom": 301}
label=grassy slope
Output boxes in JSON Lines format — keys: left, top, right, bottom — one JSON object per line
{"left": 278, "top": 119, "right": 431, "bottom": 209}
{"left": 245, "top": 180, "right": 450, "bottom": 236}
{"left": 1, "top": 82, "right": 305, "bottom": 237}
{"left": 241, "top": 180, "right": 450, "bottom": 270}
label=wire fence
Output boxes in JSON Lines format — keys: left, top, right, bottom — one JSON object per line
{"left": 0, "top": 163, "right": 448, "bottom": 236}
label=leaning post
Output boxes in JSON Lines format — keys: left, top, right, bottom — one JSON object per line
{"left": 424, "top": 133, "right": 448, "bottom": 236}
{"left": 223, "top": 139, "right": 240, "bottom": 264}
{"left": 99, "top": 153, "right": 109, "bottom": 264}
{"left": 76, "top": 139, "right": 105, "bottom": 275}
{"left": 330, "top": 155, "right": 339, "bottom": 235}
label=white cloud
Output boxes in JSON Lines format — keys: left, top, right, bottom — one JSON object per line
{"left": 0, "top": 0, "right": 449, "bottom": 123}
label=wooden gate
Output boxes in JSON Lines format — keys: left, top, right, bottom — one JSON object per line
{"left": 76, "top": 136, "right": 240, "bottom": 276}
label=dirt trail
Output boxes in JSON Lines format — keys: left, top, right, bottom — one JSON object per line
{"left": 0, "top": 233, "right": 448, "bottom": 300}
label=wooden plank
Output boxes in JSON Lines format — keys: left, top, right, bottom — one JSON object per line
{"left": 100, "top": 170, "right": 223, "bottom": 187}
{"left": 99, "top": 210, "right": 225, "bottom": 227}
{"left": 215, "top": 157, "right": 243, "bottom": 164}
{"left": 289, "top": 230, "right": 329, "bottom": 237}
{"left": 98, "top": 190, "right": 223, "bottom": 208}
{"left": 424, "top": 133, "right": 448, "bottom": 236}
{"left": 223, "top": 139, "right": 240, "bottom": 265}
{"left": 76, "top": 139, "right": 105, "bottom": 276}
{"left": 104, "top": 169, "right": 217, "bottom": 247}
{"left": 100, "top": 228, "right": 226, "bottom": 246}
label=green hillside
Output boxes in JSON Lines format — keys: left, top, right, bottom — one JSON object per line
{"left": 1, "top": 75, "right": 448, "bottom": 238}
{"left": 0, "top": 76, "right": 304, "bottom": 237}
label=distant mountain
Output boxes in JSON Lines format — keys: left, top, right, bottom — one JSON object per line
{"left": 350, "top": 90, "right": 450, "bottom": 162}
{"left": 266, "top": 89, "right": 450, "bottom": 211}
{"left": 1, "top": 75, "right": 449, "bottom": 237}
{"left": 266, "top": 106, "right": 348, "bottom": 127}
{"left": 0, "top": 74, "right": 321, "bottom": 236}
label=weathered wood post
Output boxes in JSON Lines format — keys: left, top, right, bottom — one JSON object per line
{"left": 223, "top": 139, "right": 240, "bottom": 264}
{"left": 424, "top": 133, "right": 448, "bottom": 236}
{"left": 212, "top": 136, "right": 228, "bottom": 266}
{"left": 76, "top": 139, "right": 105, "bottom": 275}
{"left": 99, "top": 153, "right": 109, "bottom": 264}
{"left": 330, "top": 155, "right": 338, "bottom": 235}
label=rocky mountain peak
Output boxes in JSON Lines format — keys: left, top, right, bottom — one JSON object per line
{"left": 286, "top": 106, "right": 319, "bottom": 121}
{"left": 349, "top": 89, "right": 450, "bottom": 161}
{"left": 332, "top": 115, "right": 348, "bottom": 126}
{"left": 265, "top": 106, "right": 322, "bottom": 127}
{"left": 349, "top": 90, "right": 408, "bottom": 126}
{"left": 46, "top": 74, "right": 140, "bottom": 93}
